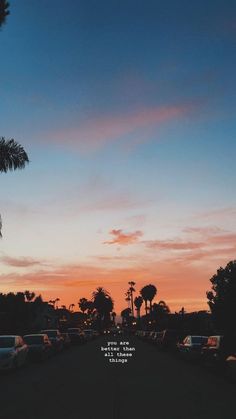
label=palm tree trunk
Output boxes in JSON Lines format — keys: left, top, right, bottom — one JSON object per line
{"left": 145, "top": 300, "right": 148, "bottom": 315}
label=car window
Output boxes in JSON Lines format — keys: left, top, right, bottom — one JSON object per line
{"left": 0, "top": 336, "right": 15, "bottom": 348}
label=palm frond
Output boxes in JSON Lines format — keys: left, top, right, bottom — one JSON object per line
{"left": 0, "top": 0, "right": 10, "bottom": 27}
{"left": 0, "top": 137, "right": 29, "bottom": 173}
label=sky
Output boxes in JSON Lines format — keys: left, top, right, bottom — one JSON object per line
{"left": 0, "top": 0, "right": 236, "bottom": 314}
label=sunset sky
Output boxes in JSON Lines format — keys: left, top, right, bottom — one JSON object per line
{"left": 0, "top": 0, "right": 236, "bottom": 314}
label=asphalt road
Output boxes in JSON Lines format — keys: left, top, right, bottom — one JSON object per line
{"left": 0, "top": 336, "right": 235, "bottom": 419}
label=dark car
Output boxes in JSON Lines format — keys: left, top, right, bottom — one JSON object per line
{"left": 23, "top": 334, "right": 52, "bottom": 361}
{"left": 201, "top": 336, "right": 227, "bottom": 367}
{"left": 40, "top": 329, "right": 64, "bottom": 353}
{"left": 225, "top": 352, "right": 236, "bottom": 382}
{"left": 67, "top": 328, "right": 85, "bottom": 345}
{"left": 147, "top": 331, "right": 156, "bottom": 343}
{"left": 177, "top": 335, "right": 208, "bottom": 360}
{"left": 155, "top": 329, "right": 180, "bottom": 351}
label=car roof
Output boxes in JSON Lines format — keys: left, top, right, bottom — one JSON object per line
{"left": 0, "top": 335, "right": 17, "bottom": 338}
{"left": 41, "top": 329, "right": 58, "bottom": 332}
{"left": 24, "top": 334, "right": 47, "bottom": 337}
{"left": 208, "top": 335, "right": 222, "bottom": 338}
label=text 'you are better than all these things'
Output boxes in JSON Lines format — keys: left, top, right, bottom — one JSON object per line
{"left": 101, "top": 341, "right": 136, "bottom": 364}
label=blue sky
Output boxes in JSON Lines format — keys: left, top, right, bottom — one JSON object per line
{"left": 0, "top": 0, "right": 236, "bottom": 311}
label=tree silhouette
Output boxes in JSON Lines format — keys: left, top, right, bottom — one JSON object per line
{"left": 121, "top": 308, "right": 131, "bottom": 325}
{"left": 152, "top": 300, "right": 170, "bottom": 326}
{"left": 207, "top": 260, "right": 236, "bottom": 336}
{"left": 0, "top": 138, "right": 29, "bottom": 237}
{"left": 125, "top": 290, "right": 131, "bottom": 308}
{"left": 78, "top": 298, "right": 89, "bottom": 313}
{"left": 49, "top": 298, "right": 60, "bottom": 309}
{"left": 0, "top": 0, "right": 9, "bottom": 27}
{"left": 92, "top": 287, "right": 113, "bottom": 329}
{"left": 128, "top": 281, "right": 136, "bottom": 316}
{"left": 134, "top": 296, "right": 143, "bottom": 318}
{"left": 140, "top": 284, "right": 157, "bottom": 314}
{"left": 111, "top": 311, "right": 116, "bottom": 325}
{"left": 24, "top": 290, "right": 35, "bottom": 302}
{"left": 0, "top": 138, "right": 29, "bottom": 173}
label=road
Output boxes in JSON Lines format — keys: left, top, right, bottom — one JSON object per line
{"left": 0, "top": 336, "right": 235, "bottom": 419}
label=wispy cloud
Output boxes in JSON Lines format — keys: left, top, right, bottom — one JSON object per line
{"left": 196, "top": 207, "right": 236, "bottom": 220}
{"left": 143, "top": 228, "right": 236, "bottom": 267}
{"left": 104, "top": 229, "right": 143, "bottom": 245}
{"left": 46, "top": 104, "right": 192, "bottom": 152}
{"left": 0, "top": 255, "right": 43, "bottom": 268}
{"left": 144, "top": 240, "right": 203, "bottom": 250}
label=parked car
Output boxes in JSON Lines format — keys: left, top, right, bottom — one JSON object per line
{"left": 84, "top": 329, "right": 99, "bottom": 340}
{"left": 201, "top": 335, "right": 227, "bottom": 367}
{"left": 225, "top": 353, "right": 236, "bottom": 382}
{"left": 147, "top": 331, "right": 156, "bottom": 343}
{"left": 61, "top": 333, "right": 71, "bottom": 349}
{"left": 155, "top": 329, "right": 180, "bottom": 351}
{"left": 23, "top": 334, "right": 52, "bottom": 361}
{"left": 0, "top": 335, "right": 28, "bottom": 370}
{"left": 67, "top": 328, "right": 85, "bottom": 345}
{"left": 40, "top": 329, "right": 64, "bottom": 352}
{"left": 177, "top": 335, "right": 208, "bottom": 360}
{"left": 152, "top": 331, "right": 163, "bottom": 344}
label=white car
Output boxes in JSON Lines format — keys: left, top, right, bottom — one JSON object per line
{"left": 0, "top": 335, "right": 28, "bottom": 370}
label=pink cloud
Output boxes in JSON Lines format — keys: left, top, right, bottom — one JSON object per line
{"left": 47, "top": 104, "right": 192, "bottom": 152}
{"left": 0, "top": 255, "right": 43, "bottom": 268}
{"left": 104, "top": 229, "right": 143, "bottom": 245}
{"left": 144, "top": 240, "right": 203, "bottom": 251}
{"left": 143, "top": 229, "right": 236, "bottom": 267}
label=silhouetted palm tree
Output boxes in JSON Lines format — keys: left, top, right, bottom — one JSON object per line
{"left": 0, "top": 138, "right": 29, "bottom": 173}
{"left": 125, "top": 290, "right": 131, "bottom": 308}
{"left": 140, "top": 284, "right": 157, "bottom": 314}
{"left": 111, "top": 311, "right": 116, "bottom": 325}
{"left": 128, "top": 281, "right": 136, "bottom": 316}
{"left": 140, "top": 286, "right": 149, "bottom": 315}
{"left": 92, "top": 287, "right": 113, "bottom": 329}
{"left": 78, "top": 298, "right": 88, "bottom": 313}
{"left": 134, "top": 296, "right": 143, "bottom": 318}
{"left": 0, "top": 0, "right": 9, "bottom": 27}
{"left": 0, "top": 138, "right": 29, "bottom": 237}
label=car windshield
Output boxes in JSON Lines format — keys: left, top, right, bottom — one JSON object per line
{"left": 192, "top": 337, "right": 208, "bottom": 344}
{"left": 24, "top": 336, "right": 44, "bottom": 344}
{"left": 0, "top": 337, "right": 15, "bottom": 348}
